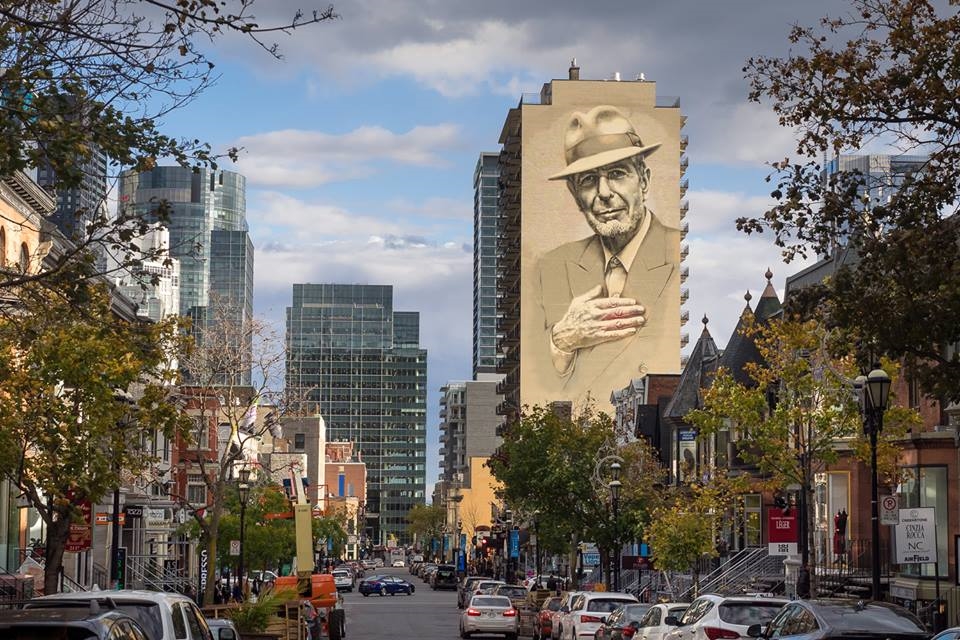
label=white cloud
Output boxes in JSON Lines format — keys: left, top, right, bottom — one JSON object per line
{"left": 231, "top": 124, "right": 462, "bottom": 188}
{"left": 687, "top": 189, "right": 775, "bottom": 236}
{"left": 691, "top": 102, "right": 799, "bottom": 167}
{"left": 387, "top": 196, "right": 472, "bottom": 220}
{"left": 246, "top": 191, "right": 408, "bottom": 239}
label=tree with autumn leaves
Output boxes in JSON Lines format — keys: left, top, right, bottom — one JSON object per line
{"left": 0, "top": 281, "right": 191, "bottom": 594}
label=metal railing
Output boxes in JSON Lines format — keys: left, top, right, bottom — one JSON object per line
{"left": 126, "top": 554, "right": 192, "bottom": 594}
{"left": 680, "top": 547, "right": 785, "bottom": 600}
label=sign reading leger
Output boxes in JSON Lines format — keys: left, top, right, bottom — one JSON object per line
{"left": 520, "top": 78, "right": 683, "bottom": 409}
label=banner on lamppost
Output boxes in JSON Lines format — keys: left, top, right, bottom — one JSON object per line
{"left": 896, "top": 507, "right": 937, "bottom": 564}
{"left": 199, "top": 549, "right": 208, "bottom": 595}
{"left": 509, "top": 529, "right": 519, "bottom": 559}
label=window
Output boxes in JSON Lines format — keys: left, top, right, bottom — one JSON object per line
{"left": 18, "top": 242, "right": 29, "bottom": 272}
{"left": 897, "top": 465, "right": 948, "bottom": 576}
{"left": 294, "top": 433, "right": 306, "bottom": 449}
{"left": 171, "top": 603, "right": 188, "bottom": 639}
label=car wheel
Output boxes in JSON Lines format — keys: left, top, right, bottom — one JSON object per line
{"left": 380, "top": 586, "right": 387, "bottom": 596}
{"left": 362, "top": 592, "right": 369, "bottom": 597}
{"left": 461, "top": 627, "right": 471, "bottom": 639}
{"left": 507, "top": 634, "right": 518, "bottom": 640}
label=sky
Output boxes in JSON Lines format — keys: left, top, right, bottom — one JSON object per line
{"left": 156, "top": 0, "right": 847, "bottom": 493}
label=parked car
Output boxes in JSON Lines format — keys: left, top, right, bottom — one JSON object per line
{"left": 206, "top": 618, "right": 240, "bottom": 640}
{"left": 392, "top": 559, "right": 406, "bottom": 567}
{"left": 461, "top": 595, "right": 519, "bottom": 640}
{"left": 636, "top": 603, "right": 690, "bottom": 640}
{"left": 748, "top": 598, "right": 928, "bottom": 640}
{"left": 332, "top": 568, "right": 355, "bottom": 592}
{"left": 362, "top": 559, "right": 378, "bottom": 569}
{"left": 432, "top": 564, "right": 459, "bottom": 590}
{"left": 493, "top": 584, "right": 531, "bottom": 609}
{"left": 535, "top": 596, "right": 563, "bottom": 640}
{"left": 557, "top": 591, "right": 639, "bottom": 640}
{"left": 25, "top": 590, "right": 213, "bottom": 640}
{"left": 460, "top": 576, "right": 488, "bottom": 608}
{"left": 663, "top": 594, "right": 788, "bottom": 640}
{"left": 552, "top": 592, "right": 587, "bottom": 640}
{"left": 595, "top": 604, "right": 653, "bottom": 640}
{"left": 932, "top": 627, "right": 960, "bottom": 640}
{"left": 0, "top": 606, "right": 152, "bottom": 640}
{"left": 358, "top": 575, "right": 416, "bottom": 596}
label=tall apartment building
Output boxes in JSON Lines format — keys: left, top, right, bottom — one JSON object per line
{"left": 473, "top": 153, "right": 502, "bottom": 380}
{"left": 35, "top": 149, "right": 108, "bottom": 244}
{"left": 495, "top": 64, "right": 689, "bottom": 414}
{"left": 118, "top": 167, "right": 253, "bottom": 384}
{"left": 438, "top": 381, "right": 501, "bottom": 486}
{"left": 285, "top": 284, "right": 427, "bottom": 545}
{"left": 786, "top": 154, "right": 929, "bottom": 295}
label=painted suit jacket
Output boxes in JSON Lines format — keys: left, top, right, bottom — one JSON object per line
{"left": 531, "top": 212, "right": 681, "bottom": 401}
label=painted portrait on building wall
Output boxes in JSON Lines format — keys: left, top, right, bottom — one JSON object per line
{"left": 520, "top": 83, "right": 683, "bottom": 409}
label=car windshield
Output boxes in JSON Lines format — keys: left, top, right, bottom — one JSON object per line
{"left": 624, "top": 605, "right": 651, "bottom": 621}
{"left": 588, "top": 599, "right": 637, "bottom": 613}
{"left": 474, "top": 597, "right": 512, "bottom": 608}
{"left": 545, "top": 599, "right": 561, "bottom": 611}
{"left": 817, "top": 603, "right": 925, "bottom": 633}
{"left": 718, "top": 603, "right": 786, "bottom": 626}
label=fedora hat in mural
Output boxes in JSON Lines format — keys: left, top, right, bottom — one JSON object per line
{"left": 548, "top": 105, "right": 661, "bottom": 180}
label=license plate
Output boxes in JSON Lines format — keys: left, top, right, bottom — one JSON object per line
{"left": 486, "top": 612, "right": 496, "bottom": 618}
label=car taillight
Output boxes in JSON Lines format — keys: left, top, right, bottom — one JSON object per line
{"left": 621, "top": 627, "right": 637, "bottom": 639}
{"left": 503, "top": 609, "right": 517, "bottom": 617}
{"left": 703, "top": 627, "right": 740, "bottom": 640}
{"left": 467, "top": 608, "right": 482, "bottom": 617}
{"left": 580, "top": 615, "right": 603, "bottom": 624}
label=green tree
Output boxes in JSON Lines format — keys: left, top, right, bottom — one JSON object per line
{"left": 406, "top": 504, "right": 445, "bottom": 556}
{"left": 487, "top": 405, "right": 665, "bottom": 587}
{"left": 741, "top": 0, "right": 960, "bottom": 401}
{"left": 687, "top": 318, "right": 919, "bottom": 576}
{"left": 0, "top": 0, "right": 336, "bottom": 290}
{"left": 0, "top": 281, "right": 190, "bottom": 594}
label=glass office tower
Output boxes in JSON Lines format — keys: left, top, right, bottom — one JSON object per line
{"left": 118, "top": 167, "right": 253, "bottom": 384}
{"left": 286, "top": 284, "right": 428, "bottom": 546}
{"left": 473, "top": 152, "right": 501, "bottom": 380}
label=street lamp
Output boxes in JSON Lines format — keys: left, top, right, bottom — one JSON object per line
{"left": 854, "top": 367, "right": 890, "bottom": 601}
{"left": 533, "top": 510, "right": 541, "bottom": 587}
{"left": 237, "top": 468, "right": 251, "bottom": 600}
{"left": 609, "top": 461, "right": 622, "bottom": 592}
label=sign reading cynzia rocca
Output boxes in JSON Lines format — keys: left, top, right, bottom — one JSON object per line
{"left": 896, "top": 507, "right": 937, "bottom": 564}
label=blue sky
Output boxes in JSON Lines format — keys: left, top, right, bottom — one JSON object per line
{"left": 156, "top": 0, "right": 844, "bottom": 492}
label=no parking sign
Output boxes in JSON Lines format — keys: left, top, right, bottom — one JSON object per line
{"left": 880, "top": 495, "right": 899, "bottom": 525}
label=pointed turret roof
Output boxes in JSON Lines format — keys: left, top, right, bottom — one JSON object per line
{"left": 754, "top": 267, "right": 783, "bottom": 322}
{"left": 664, "top": 315, "right": 721, "bottom": 422}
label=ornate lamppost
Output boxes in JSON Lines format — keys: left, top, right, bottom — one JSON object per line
{"left": 854, "top": 367, "right": 890, "bottom": 601}
{"left": 237, "top": 468, "right": 251, "bottom": 599}
{"left": 609, "top": 461, "right": 622, "bottom": 592}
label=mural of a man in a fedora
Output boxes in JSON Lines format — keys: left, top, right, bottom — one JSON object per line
{"left": 532, "top": 105, "right": 680, "bottom": 398}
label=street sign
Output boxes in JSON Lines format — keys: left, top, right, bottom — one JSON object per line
{"left": 229, "top": 540, "right": 241, "bottom": 556}
{"left": 880, "top": 495, "right": 899, "bottom": 525}
{"left": 582, "top": 552, "right": 600, "bottom": 567}
{"left": 896, "top": 507, "right": 937, "bottom": 564}
{"left": 768, "top": 507, "right": 798, "bottom": 556}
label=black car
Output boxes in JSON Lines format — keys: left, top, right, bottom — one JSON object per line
{"left": 0, "top": 605, "right": 152, "bottom": 640}
{"left": 431, "top": 564, "right": 459, "bottom": 590}
{"left": 595, "top": 604, "right": 652, "bottom": 640}
{"left": 748, "top": 598, "right": 929, "bottom": 640}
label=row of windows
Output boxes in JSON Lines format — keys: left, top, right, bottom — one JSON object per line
{"left": 0, "top": 227, "right": 32, "bottom": 272}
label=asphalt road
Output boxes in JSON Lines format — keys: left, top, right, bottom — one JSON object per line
{"left": 342, "top": 567, "right": 460, "bottom": 640}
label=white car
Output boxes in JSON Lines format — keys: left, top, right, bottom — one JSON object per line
{"left": 25, "top": 589, "right": 213, "bottom": 640}
{"left": 332, "top": 568, "right": 354, "bottom": 592}
{"left": 558, "top": 592, "right": 638, "bottom": 640}
{"left": 636, "top": 603, "right": 690, "bottom": 640}
{"left": 392, "top": 559, "right": 406, "bottom": 567}
{"left": 552, "top": 592, "right": 587, "bottom": 640}
{"left": 661, "top": 595, "right": 787, "bottom": 640}
{"left": 462, "top": 595, "right": 519, "bottom": 640}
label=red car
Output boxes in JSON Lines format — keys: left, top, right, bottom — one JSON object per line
{"left": 535, "top": 597, "right": 563, "bottom": 640}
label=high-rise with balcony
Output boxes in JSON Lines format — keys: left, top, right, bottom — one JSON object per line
{"left": 285, "top": 284, "right": 427, "bottom": 545}
{"left": 473, "top": 153, "right": 501, "bottom": 380}
{"left": 118, "top": 167, "right": 253, "bottom": 384}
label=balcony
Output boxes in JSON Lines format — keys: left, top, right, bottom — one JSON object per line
{"left": 680, "top": 200, "right": 689, "bottom": 219}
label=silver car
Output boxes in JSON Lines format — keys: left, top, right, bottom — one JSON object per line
{"left": 462, "top": 595, "right": 519, "bottom": 640}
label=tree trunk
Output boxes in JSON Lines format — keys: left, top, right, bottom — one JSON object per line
{"left": 43, "top": 513, "right": 71, "bottom": 595}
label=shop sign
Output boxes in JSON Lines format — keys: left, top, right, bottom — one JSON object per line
{"left": 896, "top": 507, "right": 936, "bottom": 564}
{"left": 768, "top": 507, "right": 798, "bottom": 556}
